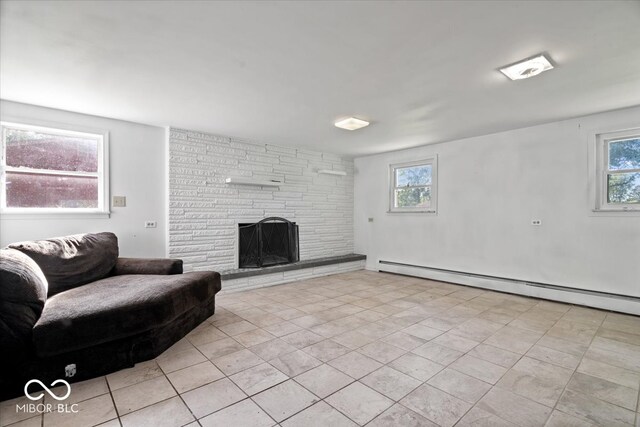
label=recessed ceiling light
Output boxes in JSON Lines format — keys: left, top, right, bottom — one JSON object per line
{"left": 500, "top": 54, "right": 554, "bottom": 80}
{"left": 335, "top": 117, "right": 370, "bottom": 131}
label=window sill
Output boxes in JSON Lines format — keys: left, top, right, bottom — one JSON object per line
{"left": 0, "top": 211, "right": 111, "bottom": 220}
{"left": 387, "top": 210, "right": 437, "bottom": 215}
{"left": 590, "top": 208, "right": 640, "bottom": 217}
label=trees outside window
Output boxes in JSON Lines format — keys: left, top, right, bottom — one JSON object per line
{"left": 389, "top": 157, "right": 437, "bottom": 213}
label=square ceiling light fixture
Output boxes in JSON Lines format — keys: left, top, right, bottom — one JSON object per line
{"left": 500, "top": 54, "right": 554, "bottom": 80}
{"left": 335, "top": 117, "right": 370, "bottom": 130}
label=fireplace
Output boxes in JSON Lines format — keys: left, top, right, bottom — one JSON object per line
{"left": 238, "top": 217, "right": 299, "bottom": 268}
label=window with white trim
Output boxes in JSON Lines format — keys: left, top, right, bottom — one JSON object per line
{"left": 1, "top": 122, "right": 108, "bottom": 214}
{"left": 389, "top": 157, "right": 437, "bottom": 213}
{"left": 596, "top": 129, "right": 640, "bottom": 211}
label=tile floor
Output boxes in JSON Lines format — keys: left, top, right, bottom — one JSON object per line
{"left": 2, "top": 270, "right": 640, "bottom": 427}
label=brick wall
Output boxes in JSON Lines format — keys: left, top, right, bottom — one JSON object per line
{"left": 169, "top": 128, "right": 354, "bottom": 272}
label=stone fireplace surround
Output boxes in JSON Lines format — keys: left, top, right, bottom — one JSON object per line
{"left": 168, "top": 128, "right": 362, "bottom": 292}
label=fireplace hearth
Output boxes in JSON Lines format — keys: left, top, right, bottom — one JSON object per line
{"left": 238, "top": 217, "right": 299, "bottom": 268}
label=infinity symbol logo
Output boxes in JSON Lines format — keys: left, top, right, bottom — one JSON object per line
{"left": 24, "top": 379, "right": 71, "bottom": 401}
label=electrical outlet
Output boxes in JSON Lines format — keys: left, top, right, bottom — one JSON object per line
{"left": 112, "top": 196, "right": 126, "bottom": 207}
{"left": 531, "top": 219, "right": 542, "bottom": 226}
{"left": 144, "top": 221, "right": 157, "bottom": 228}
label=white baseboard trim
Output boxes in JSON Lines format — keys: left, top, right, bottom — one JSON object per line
{"left": 377, "top": 261, "right": 640, "bottom": 316}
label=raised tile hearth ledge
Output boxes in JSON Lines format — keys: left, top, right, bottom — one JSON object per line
{"left": 221, "top": 254, "right": 366, "bottom": 280}
{"left": 219, "top": 254, "right": 366, "bottom": 294}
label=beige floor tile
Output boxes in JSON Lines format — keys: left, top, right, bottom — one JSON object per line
{"left": 381, "top": 331, "right": 428, "bottom": 351}
{"left": 496, "top": 357, "right": 573, "bottom": 407}
{"left": 402, "top": 324, "right": 444, "bottom": 341}
{"left": 450, "top": 318, "right": 504, "bottom": 341}
{"left": 428, "top": 368, "right": 491, "bottom": 403}
{"left": 302, "top": 339, "right": 351, "bottom": 362}
{"left": 199, "top": 398, "right": 275, "bottom": 427}
{"left": 476, "top": 387, "right": 551, "bottom": 427}
{"left": 252, "top": 380, "right": 319, "bottom": 422}
{"left": 577, "top": 358, "right": 640, "bottom": 389}
{"left": 411, "top": 342, "right": 464, "bottom": 365}
{"left": 280, "top": 401, "right": 356, "bottom": 427}
{"left": 46, "top": 376, "right": 109, "bottom": 406}
{"left": 361, "top": 366, "right": 421, "bottom": 401}
{"left": 367, "top": 403, "right": 438, "bottom": 427}
{"left": 332, "top": 330, "right": 377, "bottom": 349}
{"left": 508, "top": 317, "right": 557, "bottom": 334}
{"left": 536, "top": 335, "right": 588, "bottom": 357}
{"left": 326, "top": 382, "right": 393, "bottom": 425}
{"left": 468, "top": 343, "right": 521, "bottom": 368}
{"left": 120, "top": 396, "right": 194, "bottom": 427}
{"left": 263, "top": 321, "right": 303, "bottom": 337}
{"left": 196, "top": 337, "right": 244, "bottom": 360}
{"left": 432, "top": 331, "right": 480, "bottom": 352}
{"left": 525, "top": 344, "right": 581, "bottom": 370}
{"left": 106, "top": 360, "right": 163, "bottom": 391}
{"left": 547, "top": 320, "right": 598, "bottom": 346}
{"left": 229, "top": 363, "right": 288, "bottom": 396}
{"left": 212, "top": 348, "right": 263, "bottom": 375}
{"left": 597, "top": 328, "right": 640, "bottom": 347}
{"left": 357, "top": 341, "right": 406, "bottom": 364}
{"left": 484, "top": 326, "right": 542, "bottom": 354}
{"left": 181, "top": 378, "right": 246, "bottom": 419}
{"left": 389, "top": 352, "right": 445, "bottom": 381}
{"left": 449, "top": 354, "right": 507, "bottom": 385}
{"left": 2, "top": 415, "right": 42, "bottom": 427}
{"left": 545, "top": 410, "right": 595, "bottom": 427}
{"left": 186, "top": 324, "right": 227, "bottom": 346}
{"left": 294, "top": 364, "right": 354, "bottom": 398}
{"left": 166, "top": 361, "right": 224, "bottom": 393}
{"left": 557, "top": 389, "right": 636, "bottom": 427}
{"left": 156, "top": 346, "right": 207, "bottom": 373}
{"left": 234, "top": 328, "right": 276, "bottom": 347}
{"left": 0, "top": 395, "right": 43, "bottom": 426}
{"left": 218, "top": 319, "right": 258, "bottom": 336}
{"left": 43, "top": 394, "right": 116, "bottom": 427}
{"left": 281, "top": 330, "right": 324, "bottom": 348}
{"left": 456, "top": 407, "right": 516, "bottom": 426}
{"left": 112, "top": 375, "right": 176, "bottom": 415}
{"left": 269, "top": 349, "right": 322, "bottom": 377}
{"left": 585, "top": 345, "right": 640, "bottom": 373}
{"left": 328, "top": 351, "right": 383, "bottom": 379}
{"left": 400, "top": 383, "right": 471, "bottom": 427}
{"left": 250, "top": 338, "right": 297, "bottom": 360}
{"left": 566, "top": 372, "right": 638, "bottom": 411}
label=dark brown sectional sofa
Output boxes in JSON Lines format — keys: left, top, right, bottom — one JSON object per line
{"left": 0, "top": 232, "right": 221, "bottom": 400}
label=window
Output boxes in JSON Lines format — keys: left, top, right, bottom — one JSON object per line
{"left": 596, "top": 129, "right": 640, "bottom": 211}
{"left": 389, "top": 157, "right": 437, "bottom": 213}
{"left": 1, "top": 122, "right": 108, "bottom": 215}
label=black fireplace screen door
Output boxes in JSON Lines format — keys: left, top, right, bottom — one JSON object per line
{"left": 238, "top": 217, "right": 299, "bottom": 268}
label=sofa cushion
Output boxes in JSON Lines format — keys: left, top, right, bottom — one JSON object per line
{"left": 0, "top": 248, "right": 48, "bottom": 354}
{"left": 9, "top": 232, "right": 119, "bottom": 296}
{"left": 32, "top": 271, "right": 221, "bottom": 357}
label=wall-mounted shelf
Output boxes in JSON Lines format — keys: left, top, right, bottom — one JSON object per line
{"left": 317, "top": 169, "right": 347, "bottom": 176}
{"left": 225, "top": 177, "right": 281, "bottom": 187}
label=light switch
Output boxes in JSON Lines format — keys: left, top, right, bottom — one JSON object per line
{"left": 112, "top": 196, "right": 126, "bottom": 207}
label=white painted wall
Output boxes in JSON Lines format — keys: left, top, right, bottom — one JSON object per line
{"left": 354, "top": 106, "right": 640, "bottom": 298}
{"left": 0, "top": 100, "right": 167, "bottom": 257}
{"left": 169, "top": 128, "right": 354, "bottom": 272}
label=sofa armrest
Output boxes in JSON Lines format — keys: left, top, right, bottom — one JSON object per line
{"left": 112, "top": 258, "right": 183, "bottom": 276}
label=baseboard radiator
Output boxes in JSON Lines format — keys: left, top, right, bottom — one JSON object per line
{"left": 378, "top": 260, "right": 640, "bottom": 316}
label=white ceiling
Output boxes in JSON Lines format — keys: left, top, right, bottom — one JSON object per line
{"left": 1, "top": 1, "right": 639, "bottom": 157}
